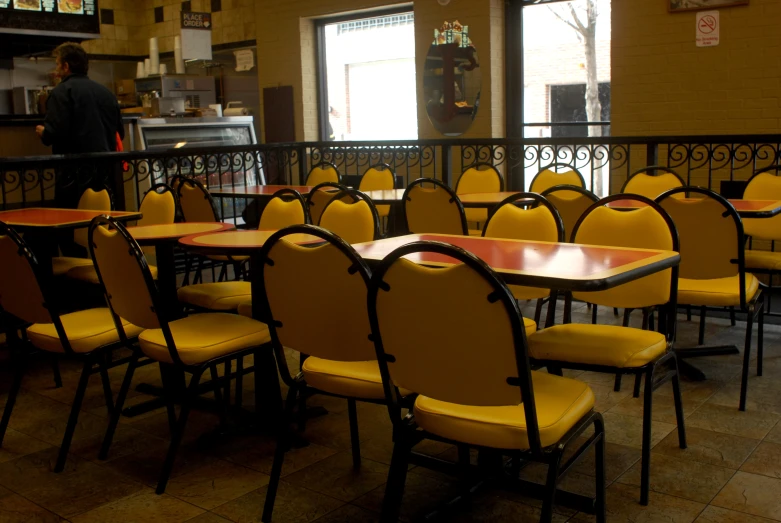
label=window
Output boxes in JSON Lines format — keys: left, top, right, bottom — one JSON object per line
{"left": 550, "top": 83, "right": 611, "bottom": 137}
{"left": 317, "top": 8, "right": 418, "bottom": 142}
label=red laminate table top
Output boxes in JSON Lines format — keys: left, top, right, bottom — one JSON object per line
{"left": 352, "top": 233, "right": 680, "bottom": 291}
{"left": 0, "top": 208, "right": 141, "bottom": 228}
{"left": 178, "top": 229, "right": 323, "bottom": 253}
{"left": 209, "top": 185, "right": 316, "bottom": 197}
{"left": 607, "top": 198, "right": 781, "bottom": 217}
{"left": 128, "top": 222, "right": 234, "bottom": 243}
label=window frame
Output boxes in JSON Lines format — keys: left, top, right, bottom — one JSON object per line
{"left": 505, "top": 0, "right": 611, "bottom": 138}
{"left": 314, "top": 4, "right": 415, "bottom": 142}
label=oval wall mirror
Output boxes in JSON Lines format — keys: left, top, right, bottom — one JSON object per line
{"left": 424, "top": 21, "right": 481, "bottom": 136}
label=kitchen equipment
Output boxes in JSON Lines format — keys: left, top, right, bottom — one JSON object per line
{"left": 134, "top": 75, "right": 216, "bottom": 109}
{"left": 224, "top": 101, "right": 249, "bottom": 116}
{"left": 152, "top": 97, "right": 186, "bottom": 116}
{"left": 12, "top": 86, "right": 52, "bottom": 115}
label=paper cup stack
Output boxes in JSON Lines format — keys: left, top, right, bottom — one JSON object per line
{"left": 174, "top": 36, "right": 185, "bottom": 74}
{"left": 149, "top": 37, "right": 160, "bottom": 76}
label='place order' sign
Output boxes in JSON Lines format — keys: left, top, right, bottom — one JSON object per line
{"left": 181, "top": 11, "right": 211, "bottom": 30}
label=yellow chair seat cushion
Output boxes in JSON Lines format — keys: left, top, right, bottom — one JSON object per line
{"left": 238, "top": 300, "right": 252, "bottom": 318}
{"left": 52, "top": 256, "right": 93, "bottom": 276}
{"left": 413, "top": 371, "right": 594, "bottom": 450}
{"left": 178, "top": 282, "right": 251, "bottom": 311}
{"left": 67, "top": 264, "right": 158, "bottom": 283}
{"left": 139, "top": 313, "right": 270, "bottom": 365}
{"left": 528, "top": 324, "right": 667, "bottom": 368}
{"left": 509, "top": 284, "right": 550, "bottom": 301}
{"left": 745, "top": 250, "right": 781, "bottom": 271}
{"left": 677, "top": 274, "right": 759, "bottom": 307}
{"left": 303, "top": 357, "right": 411, "bottom": 400}
{"left": 27, "top": 308, "right": 142, "bottom": 354}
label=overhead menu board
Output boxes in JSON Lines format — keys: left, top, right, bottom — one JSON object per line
{"left": 0, "top": 0, "right": 98, "bottom": 36}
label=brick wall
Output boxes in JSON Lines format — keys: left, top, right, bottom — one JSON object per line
{"left": 612, "top": 0, "right": 781, "bottom": 136}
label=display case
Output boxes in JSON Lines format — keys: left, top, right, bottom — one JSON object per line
{"left": 136, "top": 116, "right": 263, "bottom": 222}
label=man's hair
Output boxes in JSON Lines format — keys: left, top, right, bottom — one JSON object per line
{"left": 53, "top": 42, "right": 89, "bottom": 75}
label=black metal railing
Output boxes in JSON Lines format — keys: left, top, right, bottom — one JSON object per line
{"left": 2, "top": 135, "right": 781, "bottom": 222}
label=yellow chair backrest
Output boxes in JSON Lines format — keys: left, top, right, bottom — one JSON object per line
{"left": 483, "top": 201, "right": 561, "bottom": 242}
{"left": 658, "top": 191, "right": 740, "bottom": 280}
{"left": 258, "top": 195, "right": 307, "bottom": 231}
{"left": 74, "top": 188, "right": 111, "bottom": 248}
{"left": 307, "top": 183, "right": 345, "bottom": 225}
{"left": 90, "top": 223, "right": 161, "bottom": 330}
{"left": 0, "top": 232, "right": 51, "bottom": 324}
{"left": 404, "top": 180, "right": 467, "bottom": 235}
{"left": 138, "top": 187, "right": 176, "bottom": 227}
{"left": 530, "top": 166, "right": 584, "bottom": 194}
{"left": 262, "top": 235, "right": 374, "bottom": 362}
{"left": 373, "top": 253, "right": 525, "bottom": 407}
{"left": 743, "top": 170, "right": 781, "bottom": 240}
{"left": 456, "top": 165, "right": 502, "bottom": 195}
{"left": 178, "top": 181, "right": 216, "bottom": 222}
{"left": 359, "top": 165, "right": 395, "bottom": 191}
{"left": 320, "top": 197, "right": 378, "bottom": 244}
{"left": 623, "top": 172, "right": 684, "bottom": 200}
{"left": 306, "top": 164, "right": 340, "bottom": 186}
{"left": 573, "top": 203, "right": 675, "bottom": 308}
{"left": 541, "top": 187, "right": 598, "bottom": 241}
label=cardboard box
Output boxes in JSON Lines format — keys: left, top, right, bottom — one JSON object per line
{"left": 116, "top": 79, "right": 135, "bottom": 96}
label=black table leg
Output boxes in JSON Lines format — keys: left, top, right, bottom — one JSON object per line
{"left": 154, "top": 243, "right": 181, "bottom": 320}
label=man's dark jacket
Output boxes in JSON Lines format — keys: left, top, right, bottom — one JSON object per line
{"left": 42, "top": 74, "right": 124, "bottom": 155}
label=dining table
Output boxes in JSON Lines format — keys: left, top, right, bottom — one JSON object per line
{"left": 209, "top": 185, "right": 319, "bottom": 200}
{"left": 606, "top": 198, "right": 781, "bottom": 218}
{"left": 0, "top": 208, "right": 142, "bottom": 277}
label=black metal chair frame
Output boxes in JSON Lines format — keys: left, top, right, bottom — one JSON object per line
{"left": 260, "top": 188, "right": 311, "bottom": 228}
{"left": 320, "top": 188, "right": 382, "bottom": 241}
{"left": 530, "top": 163, "right": 586, "bottom": 193}
{"left": 743, "top": 164, "right": 781, "bottom": 317}
{"left": 304, "top": 181, "right": 348, "bottom": 226}
{"left": 656, "top": 186, "right": 765, "bottom": 411}
{"left": 88, "top": 216, "right": 278, "bottom": 494}
{"left": 402, "top": 178, "right": 469, "bottom": 235}
{"left": 550, "top": 193, "right": 687, "bottom": 505}
{"left": 257, "top": 225, "right": 413, "bottom": 522}
{"left": 368, "top": 241, "right": 606, "bottom": 523}
{"left": 482, "top": 192, "right": 564, "bottom": 328}
{"left": 0, "top": 221, "right": 138, "bottom": 473}
{"left": 620, "top": 165, "right": 686, "bottom": 194}
{"left": 305, "top": 161, "right": 341, "bottom": 185}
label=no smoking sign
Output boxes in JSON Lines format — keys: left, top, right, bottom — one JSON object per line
{"left": 696, "top": 10, "right": 720, "bottom": 47}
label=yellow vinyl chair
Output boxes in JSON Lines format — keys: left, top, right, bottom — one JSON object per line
{"left": 657, "top": 187, "right": 764, "bottom": 412}
{"left": 742, "top": 165, "right": 781, "bottom": 314}
{"left": 529, "top": 163, "right": 586, "bottom": 194}
{"left": 88, "top": 216, "right": 274, "bottom": 494}
{"left": 540, "top": 185, "right": 599, "bottom": 241}
{"left": 305, "top": 182, "right": 348, "bottom": 225}
{"left": 358, "top": 163, "right": 395, "bottom": 219}
{"left": 456, "top": 162, "right": 503, "bottom": 232}
{"left": 528, "top": 194, "right": 686, "bottom": 505}
{"left": 67, "top": 184, "right": 176, "bottom": 283}
{"left": 305, "top": 161, "right": 341, "bottom": 186}
{"left": 319, "top": 188, "right": 381, "bottom": 244}
{"left": 367, "top": 241, "right": 605, "bottom": 523}
{"left": 482, "top": 192, "right": 564, "bottom": 327}
{"left": 258, "top": 188, "right": 309, "bottom": 230}
{"left": 402, "top": 178, "right": 469, "bottom": 236}
{"left": 621, "top": 165, "right": 685, "bottom": 200}
{"left": 259, "top": 226, "right": 411, "bottom": 522}
{"left": 0, "top": 222, "right": 142, "bottom": 473}
{"left": 52, "top": 187, "right": 112, "bottom": 276}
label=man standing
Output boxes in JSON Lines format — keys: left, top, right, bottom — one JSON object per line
{"left": 35, "top": 42, "right": 124, "bottom": 208}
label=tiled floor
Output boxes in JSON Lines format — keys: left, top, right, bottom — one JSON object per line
{"left": 0, "top": 302, "right": 780, "bottom": 522}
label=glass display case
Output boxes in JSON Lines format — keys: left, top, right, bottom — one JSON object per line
{"left": 136, "top": 116, "right": 263, "bottom": 222}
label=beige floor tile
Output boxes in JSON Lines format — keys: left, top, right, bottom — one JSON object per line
{"left": 741, "top": 441, "right": 781, "bottom": 479}
{"left": 617, "top": 453, "right": 735, "bottom": 504}
{"left": 695, "top": 505, "right": 778, "bottom": 522}
{"left": 571, "top": 482, "right": 705, "bottom": 522}
{"left": 311, "top": 504, "right": 380, "bottom": 522}
{"left": 165, "top": 459, "right": 270, "bottom": 510}
{"left": 765, "top": 422, "right": 781, "bottom": 444}
{"left": 587, "top": 383, "right": 633, "bottom": 412}
{"left": 353, "top": 470, "right": 459, "bottom": 521}
{"left": 215, "top": 434, "right": 338, "bottom": 477}
{"left": 0, "top": 484, "right": 65, "bottom": 522}
{"left": 106, "top": 445, "right": 218, "bottom": 488}
{"left": 687, "top": 403, "right": 781, "bottom": 440}
{"left": 0, "top": 447, "right": 144, "bottom": 518}
{"left": 712, "top": 471, "right": 781, "bottom": 520}
{"left": 184, "top": 512, "right": 232, "bottom": 523}
{"left": 450, "top": 492, "right": 569, "bottom": 522}
{"left": 654, "top": 427, "right": 760, "bottom": 469}
{"left": 68, "top": 425, "right": 168, "bottom": 464}
{"left": 606, "top": 389, "right": 693, "bottom": 424}
{"left": 212, "top": 481, "right": 343, "bottom": 523}
{"left": 70, "top": 489, "right": 205, "bottom": 522}
{"left": 571, "top": 442, "right": 642, "bottom": 483}
{"left": 0, "top": 429, "right": 52, "bottom": 464}
{"left": 707, "top": 378, "right": 781, "bottom": 415}
{"left": 284, "top": 452, "right": 389, "bottom": 503}
{"left": 601, "top": 412, "right": 676, "bottom": 449}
